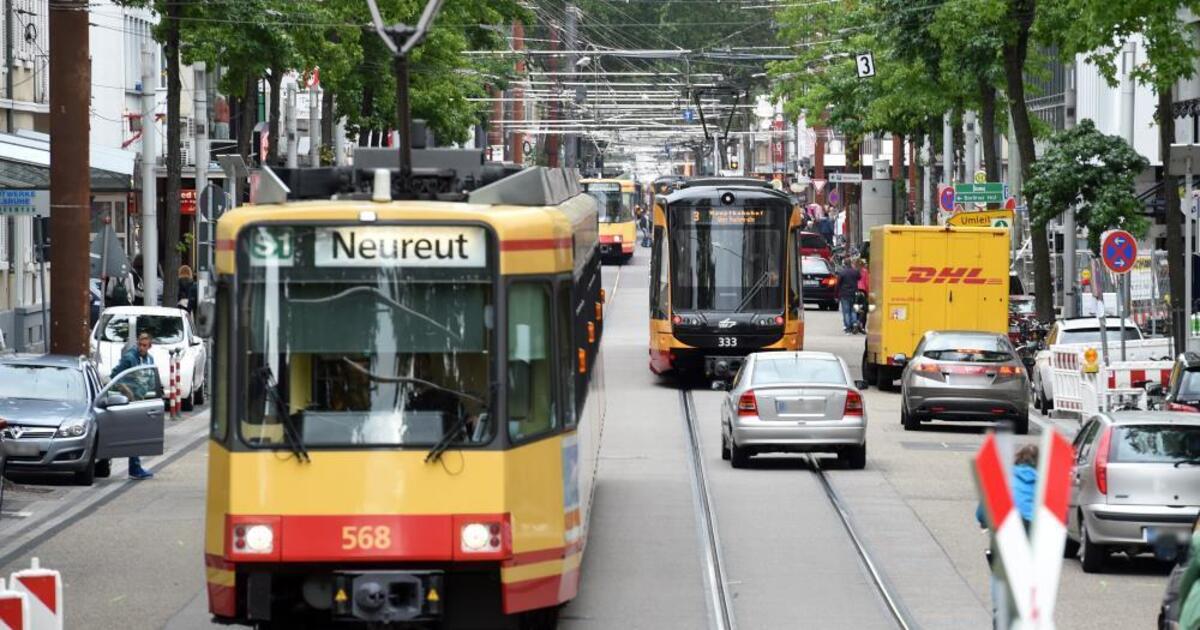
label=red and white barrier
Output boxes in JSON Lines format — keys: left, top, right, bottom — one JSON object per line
{"left": 0, "top": 579, "right": 29, "bottom": 630}
{"left": 7, "top": 558, "right": 61, "bottom": 630}
{"left": 974, "top": 430, "right": 1074, "bottom": 628}
{"left": 1050, "top": 340, "right": 1174, "bottom": 416}
{"left": 168, "top": 350, "right": 182, "bottom": 418}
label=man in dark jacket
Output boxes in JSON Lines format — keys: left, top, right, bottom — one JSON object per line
{"left": 111, "top": 332, "right": 156, "bottom": 480}
{"left": 836, "top": 261, "right": 860, "bottom": 334}
{"left": 815, "top": 211, "right": 835, "bottom": 246}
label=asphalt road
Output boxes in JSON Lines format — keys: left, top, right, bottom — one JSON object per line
{"left": 0, "top": 244, "right": 1175, "bottom": 629}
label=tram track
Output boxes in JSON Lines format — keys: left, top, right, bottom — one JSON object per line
{"left": 679, "top": 388, "right": 915, "bottom": 630}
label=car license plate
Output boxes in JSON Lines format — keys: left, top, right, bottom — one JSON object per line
{"left": 803, "top": 280, "right": 819, "bottom": 287}
{"left": 776, "top": 398, "right": 824, "bottom": 414}
{"left": 2, "top": 441, "right": 40, "bottom": 457}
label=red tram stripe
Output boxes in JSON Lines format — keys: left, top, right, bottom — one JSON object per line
{"left": 503, "top": 567, "right": 580, "bottom": 614}
{"left": 500, "top": 237, "right": 573, "bottom": 251}
{"left": 215, "top": 239, "right": 235, "bottom": 252}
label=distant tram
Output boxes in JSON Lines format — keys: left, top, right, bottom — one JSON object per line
{"left": 648, "top": 181, "right": 805, "bottom": 379}
{"left": 203, "top": 158, "right": 605, "bottom": 629}
{"left": 580, "top": 178, "right": 638, "bottom": 263}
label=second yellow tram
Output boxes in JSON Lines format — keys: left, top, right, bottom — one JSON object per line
{"left": 580, "top": 178, "right": 638, "bottom": 263}
{"left": 648, "top": 181, "right": 805, "bottom": 379}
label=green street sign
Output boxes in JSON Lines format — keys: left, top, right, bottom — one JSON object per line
{"left": 954, "top": 182, "right": 1005, "bottom": 204}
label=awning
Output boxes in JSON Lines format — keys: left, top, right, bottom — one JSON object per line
{"left": 0, "top": 130, "right": 136, "bottom": 192}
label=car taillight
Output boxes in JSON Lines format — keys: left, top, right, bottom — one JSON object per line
{"left": 737, "top": 391, "right": 758, "bottom": 416}
{"left": 672, "top": 314, "right": 682, "bottom": 325}
{"left": 996, "top": 365, "right": 1023, "bottom": 379}
{"left": 1094, "top": 426, "right": 1113, "bottom": 495}
{"left": 1168, "top": 402, "right": 1200, "bottom": 412}
{"left": 821, "top": 276, "right": 837, "bottom": 287}
{"left": 912, "top": 361, "right": 944, "bottom": 381}
{"left": 844, "top": 390, "right": 863, "bottom": 416}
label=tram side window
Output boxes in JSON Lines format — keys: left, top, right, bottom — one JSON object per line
{"left": 557, "top": 281, "right": 577, "bottom": 428}
{"left": 211, "top": 282, "right": 230, "bottom": 440}
{"left": 649, "top": 226, "right": 668, "bottom": 319}
{"left": 508, "top": 282, "right": 556, "bottom": 442}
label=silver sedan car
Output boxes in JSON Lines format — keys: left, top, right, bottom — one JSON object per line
{"left": 1068, "top": 411, "right": 1200, "bottom": 573}
{"left": 899, "top": 330, "right": 1030, "bottom": 434}
{"left": 720, "top": 351, "right": 868, "bottom": 469}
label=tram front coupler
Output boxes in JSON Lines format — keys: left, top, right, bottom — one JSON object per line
{"left": 333, "top": 570, "right": 444, "bottom": 623}
{"left": 705, "top": 355, "right": 743, "bottom": 381}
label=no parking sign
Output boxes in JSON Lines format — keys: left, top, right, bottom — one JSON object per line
{"left": 1100, "top": 229, "right": 1137, "bottom": 274}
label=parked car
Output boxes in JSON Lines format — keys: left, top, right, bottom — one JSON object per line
{"left": 1032, "top": 317, "right": 1143, "bottom": 412}
{"left": 0, "top": 355, "right": 166, "bottom": 485}
{"left": 720, "top": 351, "right": 868, "bottom": 469}
{"left": 90, "top": 306, "right": 207, "bottom": 410}
{"left": 1007, "top": 296, "right": 1037, "bottom": 344}
{"left": 800, "top": 256, "right": 838, "bottom": 310}
{"left": 798, "top": 231, "right": 832, "bottom": 260}
{"left": 1150, "top": 352, "right": 1200, "bottom": 412}
{"left": 900, "top": 330, "right": 1030, "bottom": 434}
{"left": 1068, "top": 411, "right": 1200, "bottom": 573}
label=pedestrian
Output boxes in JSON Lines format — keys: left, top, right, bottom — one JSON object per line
{"left": 816, "top": 210, "right": 834, "bottom": 246}
{"left": 977, "top": 444, "right": 1038, "bottom": 627}
{"left": 855, "top": 259, "right": 870, "bottom": 332}
{"left": 111, "top": 332, "right": 156, "bottom": 480}
{"left": 836, "top": 260, "right": 861, "bottom": 334}
{"left": 1175, "top": 516, "right": 1200, "bottom": 630}
{"left": 177, "top": 265, "right": 198, "bottom": 312}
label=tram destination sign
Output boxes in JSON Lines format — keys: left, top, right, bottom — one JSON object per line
{"left": 314, "top": 226, "right": 487, "bottom": 267}
{"left": 953, "top": 182, "right": 1005, "bottom": 204}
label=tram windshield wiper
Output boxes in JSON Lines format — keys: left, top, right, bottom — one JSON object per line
{"left": 424, "top": 412, "right": 480, "bottom": 464}
{"left": 735, "top": 271, "right": 772, "bottom": 312}
{"left": 253, "top": 365, "right": 311, "bottom": 463}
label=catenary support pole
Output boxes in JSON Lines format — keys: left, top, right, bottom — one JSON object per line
{"left": 309, "top": 81, "right": 320, "bottom": 166}
{"left": 923, "top": 137, "right": 933, "bottom": 225}
{"left": 964, "top": 111, "right": 977, "bottom": 177}
{"left": 334, "top": 117, "right": 347, "bottom": 166}
{"left": 1063, "top": 62, "right": 1077, "bottom": 319}
{"left": 141, "top": 44, "right": 158, "bottom": 307}
{"left": 286, "top": 86, "right": 298, "bottom": 168}
{"left": 48, "top": 0, "right": 92, "bottom": 353}
{"left": 942, "top": 113, "right": 953, "bottom": 185}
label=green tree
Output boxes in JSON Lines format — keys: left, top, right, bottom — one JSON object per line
{"left": 1024, "top": 119, "right": 1150, "bottom": 252}
{"left": 1046, "top": 0, "right": 1200, "bottom": 348}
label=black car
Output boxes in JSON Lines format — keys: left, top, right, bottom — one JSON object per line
{"left": 800, "top": 256, "right": 838, "bottom": 310}
{"left": 1152, "top": 351, "right": 1200, "bottom": 411}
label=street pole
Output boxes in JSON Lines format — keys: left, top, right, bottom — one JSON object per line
{"left": 964, "top": 111, "right": 977, "bottom": 177}
{"left": 923, "top": 137, "right": 933, "bottom": 225}
{"left": 1007, "top": 108, "right": 1021, "bottom": 257}
{"left": 141, "top": 44, "right": 158, "bottom": 307}
{"left": 1120, "top": 42, "right": 1136, "bottom": 146}
{"left": 286, "top": 86, "right": 298, "bottom": 168}
{"left": 48, "top": 0, "right": 91, "bottom": 354}
{"left": 334, "top": 117, "right": 347, "bottom": 166}
{"left": 942, "top": 112, "right": 953, "bottom": 185}
{"left": 1063, "top": 62, "right": 1078, "bottom": 319}
{"left": 193, "top": 62, "right": 210, "bottom": 299}
{"left": 563, "top": 3, "right": 578, "bottom": 169}
{"left": 1187, "top": 158, "right": 1194, "bottom": 341}
{"left": 309, "top": 81, "right": 320, "bottom": 166}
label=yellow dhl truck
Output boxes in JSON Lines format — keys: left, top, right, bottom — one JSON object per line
{"left": 863, "top": 225, "right": 1011, "bottom": 389}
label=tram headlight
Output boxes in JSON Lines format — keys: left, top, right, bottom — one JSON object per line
{"left": 228, "top": 518, "right": 280, "bottom": 558}
{"left": 243, "top": 525, "right": 275, "bottom": 553}
{"left": 460, "top": 523, "right": 491, "bottom": 551}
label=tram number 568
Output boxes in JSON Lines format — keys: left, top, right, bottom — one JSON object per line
{"left": 341, "top": 525, "right": 392, "bottom": 550}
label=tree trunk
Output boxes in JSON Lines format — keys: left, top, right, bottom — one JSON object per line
{"left": 162, "top": 1, "right": 181, "bottom": 308}
{"left": 1003, "top": 0, "right": 1048, "bottom": 320}
{"left": 911, "top": 129, "right": 924, "bottom": 222}
{"left": 236, "top": 74, "right": 255, "bottom": 161}
{"left": 1161, "top": 86, "right": 1185, "bottom": 351}
{"left": 979, "top": 78, "right": 1000, "bottom": 181}
{"left": 846, "top": 133, "right": 862, "bottom": 245}
{"left": 268, "top": 67, "right": 282, "bottom": 164}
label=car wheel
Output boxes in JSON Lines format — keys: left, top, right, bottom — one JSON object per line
{"left": 95, "top": 458, "right": 112, "bottom": 479}
{"left": 74, "top": 448, "right": 96, "bottom": 486}
{"left": 902, "top": 406, "right": 921, "bottom": 431}
{"left": 862, "top": 349, "right": 877, "bottom": 387}
{"left": 721, "top": 432, "right": 731, "bottom": 461}
{"left": 841, "top": 444, "right": 866, "bottom": 470}
{"left": 182, "top": 388, "right": 195, "bottom": 412}
{"left": 1079, "top": 519, "right": 1107, "bottom": 573}
{"left": 1013, "top": 415, "right": 1030, "bottom": 435}
{"left": 730, "top": 441, "right": 749, "bottom": 469}
{"left": 192, "top": 382, "right": 205, "bottom": 406}
{"left": 878, "top": 367, "right": 898, "bottom": 392}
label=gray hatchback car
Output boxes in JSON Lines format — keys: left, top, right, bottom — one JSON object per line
{"left": 0, "top": 355, "right": 167, "bottom": 485}
{"left": 899, "top": 331, "right": 1030, "bottom": 434}
{"left": 1068, "top": 411, "right": 1200, "bottom": 573}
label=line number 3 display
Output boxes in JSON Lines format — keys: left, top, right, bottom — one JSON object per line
{"left": 855, "top": 53, "right": 876, "bottom": 79}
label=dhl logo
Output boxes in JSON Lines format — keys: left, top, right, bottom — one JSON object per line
{"left": 889, "top": 266, "right": 1003, "bottom": 285}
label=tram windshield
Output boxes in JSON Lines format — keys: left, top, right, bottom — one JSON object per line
{"left": 585, "top": 182, "right": 634, "bottom": 223}
{"left": 236, "top": 225, "right": 494, "bottom": 449}
{"left": 669, "top": 202, "right": 786, "bottom": 312}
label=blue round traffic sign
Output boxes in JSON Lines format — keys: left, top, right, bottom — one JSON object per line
{"left": 939, "top": 186, "right": 955, "bottom": 213}
{"left": 1101, "top": 229, "right": 1137, "bottom": 274}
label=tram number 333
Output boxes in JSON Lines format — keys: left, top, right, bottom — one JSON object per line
{"left": 341, "top": 525, "right": 393, "bottom": 550}
{"left": 717, "top": 337, "right": 738, "bottom": 348}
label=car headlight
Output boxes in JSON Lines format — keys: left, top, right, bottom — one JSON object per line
{"left": 56, "top": 423, "right": 86, "bottom": 438}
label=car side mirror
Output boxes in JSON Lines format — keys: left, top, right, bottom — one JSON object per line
{"left": 98, "top": 393, "right": 130, "bottom": 409}
{"left": 854, "top": 380, "right": 868, "bottom": 390}
{"left": 194, "top": 299, "right": 215, "bottom": 338}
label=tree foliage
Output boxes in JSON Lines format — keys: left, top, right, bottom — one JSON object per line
{"left": 1024, "top": 119, "right": 1150, "bottom": 252}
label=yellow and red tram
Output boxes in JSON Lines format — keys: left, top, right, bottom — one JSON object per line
{"left": 203, "top": 163, "right": 605, "bottom": 629}
{"left": 580, "top": 177, "right": 637, "bottom": 263}
{"left": 648, "top": 181, "right": 805, "bottom": 379}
